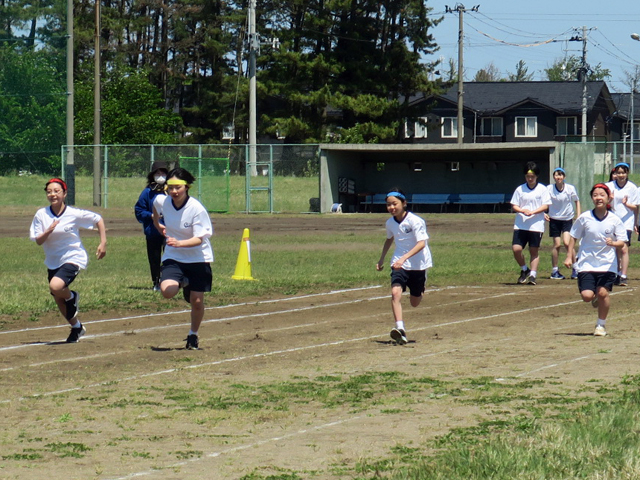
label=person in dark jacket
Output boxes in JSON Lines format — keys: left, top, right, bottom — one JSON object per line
{"left": 135, "top": 161, "right": 169, "bottom": 291}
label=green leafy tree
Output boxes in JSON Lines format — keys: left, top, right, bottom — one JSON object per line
{"left": 74, "top": 64, "right": 183, "bottom": 145}
{"left": 0, "top": 45, "right": 65, "bottom": 174}
{"left": 507, "top": 60, "right": 534, "bottom": 82}
{"left": 545, "top": 55, "right": 610, "bottom": 81}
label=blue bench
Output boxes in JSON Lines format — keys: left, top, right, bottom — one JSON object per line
{"left": 410, "top": 193, "right": 452, "bottom": 213}
{"left": 360, "top": 193, "right": 388, "bottom": 212}
{"left": 452, "top": 193, "right": 507, "bottom": 213}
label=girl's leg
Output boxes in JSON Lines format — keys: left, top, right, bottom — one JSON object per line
{"left": 49, "top": 276, "right": 75, "bottom": 326}
{"left": 189, "top": 292, "right": 205, "bottom": 333}
{"left": 391, "top": 285, "right": 404, "bottom": 322}
{"left": 620, "top": 243, "right": 629, "bottom": 279}
{"left": 551, "top": 236, "right": 562, "bottom": 269}
{"left": 160, "top": 279, "right": 180, "bottom": 299}
{"left": 596, "top": 286, "right": 610, "bottom": 320}
{"left": 409, "top": 294, "right": 423, "bottom": 308}
{"left": 512, "top": 244, "right": 526, "bottom": 267}
{"left": 146, "top": 236, "right": 164, "bottom": 287}
{"left": 529, "top": 246, "right": 540, "bottom": 273}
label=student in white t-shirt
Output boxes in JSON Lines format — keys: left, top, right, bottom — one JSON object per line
{"left": 565, "top": 183, "right": 627, "bottom": 336}
{"left": 545, "top": 167, "right": 581, "bottom": 280}
{"left": 510, "top": 162, "right": 552, "bottom": 286}
{"left": 605, "top": 162, "right": 639, "bottom": 286}
{"left": 376, "top": 189, "right": 432, "bottom": 346}
{"left": 153, "top": 168, "right": 213, "bottom": 350}
{"left": 29, "top": 178, "right": 107, "bottom": 343}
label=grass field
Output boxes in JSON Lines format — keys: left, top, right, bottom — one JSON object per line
{"left": 4, "top": 176, "right": 640, "bottom": 479}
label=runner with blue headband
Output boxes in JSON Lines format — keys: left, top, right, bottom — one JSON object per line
{"left": 376, "top": 189, "right": 432, "bottom": 345}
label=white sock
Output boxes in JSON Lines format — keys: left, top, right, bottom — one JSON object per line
{"left": 530, "top": 270, "right": 537, "bottom": 277}
{"left": 552, "top": 267, "right": 558, "bottom": 273}
{"left": 597, "top": 319, "right": 606, "bottom": 327}
{"left": 71, "top": 321, "right": 81, "bottom": 329}
{"left": 189, "top": 330, "right": 198, "bottom": 337}
{"left": 395, "top": 321, "right": 405, "bottom": 332}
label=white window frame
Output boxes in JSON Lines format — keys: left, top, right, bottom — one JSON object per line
{"left": 556, "top": 116, "right": 577, "bottom": 136}
{"left": 441, "top": 117, "right": 458, "bottom": 138}
{"left": 404, "top": 117, "right": 428, "bottom": 139}
{"left": 479, "top": 117, "right": 503, "bottom": 137}
{"left": 623, "top": 122, "right": 640, "bottom": 140}
{"left": 515, "top": 116, "right": 537, "bottom": 138}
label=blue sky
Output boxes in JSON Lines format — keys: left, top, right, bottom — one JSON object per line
{"left": 428, "top": 1, "right": 640, "bottom": 92}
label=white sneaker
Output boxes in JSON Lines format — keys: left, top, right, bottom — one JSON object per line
{"left": 390, "top": 328, "right": 408, "bottom": 345}
{"left": 594, "top": 325, "right": 607, "bottom": 337}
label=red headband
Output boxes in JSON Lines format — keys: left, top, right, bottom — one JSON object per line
{"left": 592, "top": 183, "right": 610, "bottom": 195}
{"left": 45, "top": 178, "right": 67, "bottom": 192}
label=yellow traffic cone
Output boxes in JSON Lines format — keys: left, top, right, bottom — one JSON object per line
{"left": 232, "top": 228, "right": 255, "bottom": 280}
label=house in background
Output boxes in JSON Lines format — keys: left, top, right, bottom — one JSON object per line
{"left": 403, "top": 81, "right": 619, "bottom": 144}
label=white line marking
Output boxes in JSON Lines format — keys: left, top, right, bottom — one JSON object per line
{"left": 106, "top": 415, "right": 364, "bottom": 480}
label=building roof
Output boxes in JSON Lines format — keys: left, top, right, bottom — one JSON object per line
{"left": 409, "top": 81, "right": 613, "bottom": 116}
{"left": 611, "top": 92, "right": 640, "bottom": 120}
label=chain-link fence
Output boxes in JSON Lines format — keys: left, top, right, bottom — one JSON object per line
{"left": 61, "top": 144, "right": 320, "bottom": 213}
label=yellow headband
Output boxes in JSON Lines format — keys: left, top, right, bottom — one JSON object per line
{"left": 166, "top": 178, "right": 188, "bottom": 186}
{"left": 527, "top": 170, "right": 535, "bottom": 174}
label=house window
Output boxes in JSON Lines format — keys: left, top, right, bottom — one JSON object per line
{"left": 441, "top": 117, "right": 459, "bottom": 138}
{"left": 623, "top": 122, "right": 640, "bottom": 140}
{"left": 515, "top": 116, "right": 537, "bottom": 137}
{"left": 404, "top": 117, "right": 428, "bottom": 138}
{"left": 557, "top": 117, "right": 577, "bottom": 136}
{"left": 479, "top": 117, "right": 503, "bottom": 136}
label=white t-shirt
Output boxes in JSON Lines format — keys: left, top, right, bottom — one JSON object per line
{"left": 547, "top": 183, "right": 579, "bottom": 221}
{"left": 605, "top": 180, "right": 639, "bottom": 230}
{"left": 570, "top": 210, "right": 628, "bottom": 273}
{"left": 385, "top": 211, "right": 432, "bottom": 271}
{"left": 511, "top": 183, "right": 552, "bottom": 233}
{"left": 153, "top": 195, "right": 213, "bottom": 263}
{"left": 29, "top": 205, "right": 102, "bottom": 270}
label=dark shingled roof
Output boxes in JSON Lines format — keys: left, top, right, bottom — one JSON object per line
{"left": 410, "top": 81, "right": 612, "bottom": 115}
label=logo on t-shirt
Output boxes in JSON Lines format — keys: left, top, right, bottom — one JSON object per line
{"left": 401, "top": 225, "right": 413, "bottom": 234}
{"left": 183, "top": 222, "right": 193, "bottom": 228}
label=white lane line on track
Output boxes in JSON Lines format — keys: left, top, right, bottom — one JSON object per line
{"left": 0, "top": 291, "right": 596, "bottom": 404}
{"left": 0, "top": 285, "right": 385, "bottom": 336}
{"left": 106, "top": 415, "right": 364, "bottom": 480}
{"left": 0, "top": 288, "right": 514, "bottom": 361}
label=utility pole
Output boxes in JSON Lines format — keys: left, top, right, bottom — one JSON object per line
{"left": 446, "top": 4, "right": 479, "bottom": 144}
{"left": 65, "top": 0, "right": 75, "bottom": 205}
{"left": 248, "top": 0, "right": 257, "bottom": 176}
{"left": 570, "top": 26, "right": 592, "bottom": 143}
{"left": 93, "top": 0, "right": 101, "bottom": 206}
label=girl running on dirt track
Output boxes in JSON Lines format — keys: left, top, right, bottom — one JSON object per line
{"left": 564, "top": 183, "right": 627, "bottom": 337}
{"left": 152, "top": 167, "right": 213, "bottom": 350}
{"left": 545, "top": 167, "right": 581, "bottom": 280}
{"left": 605, "top": 162, "right": 638, "bottom": 287}
{"left": 29, "top": 178, "right": 107, "bottom": 343}
{"left": 510, "top": 161, "right": 552, "bottom": 286}
{"left": 376, "top": 189, "right": 432, "bottom": 345}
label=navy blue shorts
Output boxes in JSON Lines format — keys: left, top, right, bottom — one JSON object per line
{"left": 161, "top": 259, "right": 212, "bottom": 292}
{"left": 390, "top": 268, "right": 426, "bottom": 297}
{"left": 512, "top": 229, "right": 543, "bottom": 248}
{"left": 577, "top": 271, "right": 616, "bottom": 293}
{"left": 47, "top": 263, "right": 80, "bottom": 287}
{"left": 549, "top": 219, "right": 573, "bottom": 238}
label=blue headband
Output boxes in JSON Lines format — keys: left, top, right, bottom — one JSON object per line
{"left": 615, "top": 162, "right": 630, "bottom": 170}
{"left": 553, "top": 168, "right": 565, "bottom": 174}
{"left": 386, "top": 191, "right": 406, "bottom": 200}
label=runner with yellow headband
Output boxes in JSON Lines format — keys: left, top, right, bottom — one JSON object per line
{"left": 152, "top": 167, "right": 214, "bottom": 350}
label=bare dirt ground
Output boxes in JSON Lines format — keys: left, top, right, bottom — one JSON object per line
{"left": 2, "top": 212, "right": 640, "bottom": 479}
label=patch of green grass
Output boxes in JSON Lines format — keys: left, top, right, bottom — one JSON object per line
{"left": 45, "top": 441, "right": 91, "bottom": 458}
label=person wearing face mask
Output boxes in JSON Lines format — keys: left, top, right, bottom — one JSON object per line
{"left": 135, "top": 161, "right": 169, "bottom": 291}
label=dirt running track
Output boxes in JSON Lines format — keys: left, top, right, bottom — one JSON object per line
{"left": 2, "top": 213, "right": 640, "bottom": 479}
